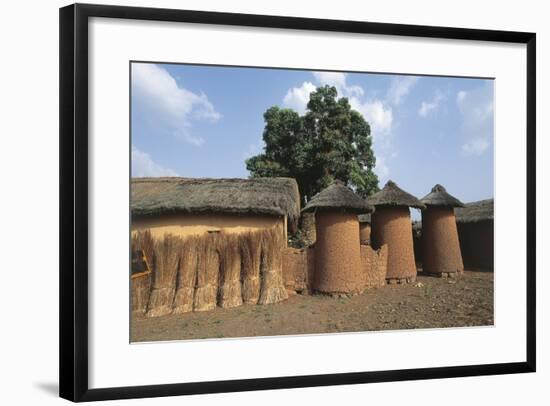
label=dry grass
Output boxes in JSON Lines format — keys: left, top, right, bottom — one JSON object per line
{"left": 173, "top": 236, "right": 199, "bottom": 314}
{"left": 218, "top": 233, "right": 243, "bottom": 308}
{"left": 240, "top": 231, "right": 262, "bottom": 305}
{"left": 193, "top": 233, "right": 220, "bottom": 312}
{"left": 258, "top": 228, "right": 288, "bottom": 305}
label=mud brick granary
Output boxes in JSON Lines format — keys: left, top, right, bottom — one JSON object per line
{"left": 368, "top": 181, "right": 425, "bottom": 284}
{"left": 302, "top": 181, "right": 374, "bottom": 294}
{"left": 358, "top": 214, "right": 372, "bottom": 245}
{"left": 420, "top": 184, "right": 465, "bottom": 277}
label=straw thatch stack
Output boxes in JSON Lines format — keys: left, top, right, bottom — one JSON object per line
{"left": 173, "top": 236, "right": 198, "bottom": 314}
{"left": 193, "top": 233, "right": 220, "bottom": 312}
{"left": 240, "top": 231, "right": 262, "bottom": 304}
{"left": 146, "top": 234, "right": 180, "bottom": 317}
{"left": 218, "top": 233, "right": 243, "bottom": 308}
{"left": 131, "top": 230, "right": 155, "bottom": 271}
{"left": 258, "top": 227, "right": 288, "bottom": 304}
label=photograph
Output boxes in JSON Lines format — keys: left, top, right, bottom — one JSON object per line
{"left": 129, "top": 62, "right": 494, "bottom": 343}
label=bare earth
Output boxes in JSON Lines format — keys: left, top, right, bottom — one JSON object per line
{"left": 131, "top": 270, "right": 493, "bottom": 342}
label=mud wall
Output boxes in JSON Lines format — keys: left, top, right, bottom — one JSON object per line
{"left": 314, "top": 211, "right": 363, "bottom": 294}
{"left": 457, "top": 221, "right": 494, "bottom": 270}
{"left": 360, "top": 244, "right": 388, "bottom": 289}
{"left": 422, "top": 207, "right": 464, "bottom": 275}
{"left": 359, "top": 223, "right": 371, "bottom": 244}
{"left": 371, "top": 206, "right": 417, "bottom": 281}
{"left": 300, "top": 211, "right": 316, "bottom": 246}
{"left": 132, "top": 212, "right": 284, "bottom": 240}
{"left": 282, "top": 247, "right": 315, "bottom": 293}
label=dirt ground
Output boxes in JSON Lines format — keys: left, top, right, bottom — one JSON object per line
{"left": 131, "top": 270, "right": 493, "bottom": 342}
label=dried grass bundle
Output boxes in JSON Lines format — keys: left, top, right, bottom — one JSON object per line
{"left": 240, "top": 231, "right": 262, "bottom": 304}
{"left": 258, "top": 227, "right": 288, "bottom": 305}
{"left": 131, "top": 230, "right": 155, "bottom": 272}
{"left": 218, "top": 233, "right": 242, "bottom": 309}
{"left": 173, "top": 236, "right": 198, "bottom": 314}
{"left": 146, "top": 234, "right": 180, "bottom": 317}
{"left": 193, "top": 233, "right": 220, "bottom": 312}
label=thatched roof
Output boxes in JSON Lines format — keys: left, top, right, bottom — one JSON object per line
{"left": 302, "top": 181, "right": 374, "bottom": 213}
{"left": 420, "top": 184, "right": 465, "bottom": 208}
{"left": 358, "top": 213, "right": 372, "bottom": 223}
{"left": 131, "top": 177, "right": 301, "bottom": 228}
{"left": 367, "top": 180, "right": 425, "bottom": 209}
{"left": 455, "top": 199, "right": 494, "bottom": 223}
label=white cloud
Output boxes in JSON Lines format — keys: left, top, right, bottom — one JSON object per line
{"left": 373, "top": 154, "right": 390, "bottom": 181}
{"left": 462, "top": 138, "right": 489, "bottom": 156}
{"left": 282, "top": 81, "right": 316, "bottom": 114}
{"left": 313, "top": 71, "right": 364, "bottom": 98}
{"left": 387, "top": 76, "right": 419, "bottom": 105}
{"left": 456, "top": 83, "right": 494, "bottom": 156}
{"left": 132, "top": 63, "right": 220, "bottom": 146}
{"left": 242, "top": 139, "right": 265, "bottom": 160}
{"left": 132, "top": 146, "right": 178, "bottom": 177}
{"left": 349, "top": 97, "right": 393, "bottom": 136}
{"left": 418, "top": 90, "right": 445, "bottom": 117}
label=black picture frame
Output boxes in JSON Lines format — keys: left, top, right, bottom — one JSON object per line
{"left": 59, "top": 3, "right": 536, "bottom": 402}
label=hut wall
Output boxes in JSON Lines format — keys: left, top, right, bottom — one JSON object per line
{"left": 457, "top": 220, "right": 494, "bottom": 270}
{"left": 360, "top": 244, "right": 388, "bottom": 289}
{"left": 422, "top": 207, "right": 464, "bottom": 275}
{"left": 314, "top": 211, "right": 363, "bottom": 294}
{"left": 359, "top": 223, "right": 371, "bottom": 245}
{"left": 282, "top": 247, "right": 315, "bottom": 293}
{"left": 371, "top": 206, "right": 417, "bottom": 281}
{"left": 132, "top": 213, "right": 283, "bottom": 239}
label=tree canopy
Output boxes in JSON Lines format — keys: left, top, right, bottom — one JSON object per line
{"left": 246, "top": 85, "right": 379, "bottom": 204}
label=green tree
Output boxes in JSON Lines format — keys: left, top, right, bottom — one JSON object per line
{"left": 246, "top": 85, "right": 379, "bottom": 204}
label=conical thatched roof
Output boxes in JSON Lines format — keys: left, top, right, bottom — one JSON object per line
{"left": 302, "top": 181, "right": 374, "bottom": 213}
{"left": 131, "top": 177, "right": 301, "bottom": 229}
{"left": 455, "top": 199, "right": 493, "bottom": 223}
{"left": 367, "top": 180, "right": 425, "bottom": 209}
{"left": 420, "top": 184, "right": 464, "bottom": 208}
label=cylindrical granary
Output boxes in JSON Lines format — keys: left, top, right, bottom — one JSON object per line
{"left": 368, "top": 181, "right": 426, "bottom": 283}
{"left": 314, "top": 210, "right": 363, "bottom": 293}
{"left": 421, "top": 207, "right": 464, "bottom": 274}
{"left": 371, "top": 206, "right": 417, "bottom": 280}
{"left": 302, "top": 180, "right": 374, "bottom": 294}
{"left": 420, "top": 184, "right": 465, "bottom": 276}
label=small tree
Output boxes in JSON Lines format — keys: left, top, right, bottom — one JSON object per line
{"left": 246, "top": 85, "right": 379, "bottom": 204}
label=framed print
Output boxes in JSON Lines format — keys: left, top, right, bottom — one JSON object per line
{"left": 59, "top": 3, "right": 536, "bottom": 402}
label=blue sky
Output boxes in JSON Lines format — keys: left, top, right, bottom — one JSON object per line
{"left": 131, "top": 62, "right": 494, "bottom": 212}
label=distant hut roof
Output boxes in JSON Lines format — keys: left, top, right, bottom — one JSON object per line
{"left": 367, "top": 180, "right": 425, "bottom": 209}
{"left": 358, "top": 213, "right": 371, "bottom": 223}
{"left": 302, "top": 181, "right": 374, "bottom": 213}
{"left": 420, "top": 184, "right": 465, "bottom": 208}
{"left": 131, "top": 177, "right": 301, "bottom": 228}
{"left": 455, "top": 199, "right": 494, "bottom": 223}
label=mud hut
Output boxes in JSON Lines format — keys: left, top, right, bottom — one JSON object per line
{"left": 303, "top": 181, "right": 373, "bottom": 294}
{"left": 455, "top": 199, "right": 494, "bottom": 270}
{"left": 131, "top": 177, "right": 300, "bottom": 315}
{"left": 358, "top": 214, "right": 372, "bottom": 245}
{"left": 368, "top": 180, "right": 425, "bottom": 284}
{"left": 420, "top": 184, "right": 465, "bottom": 277}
